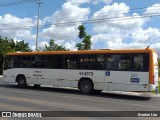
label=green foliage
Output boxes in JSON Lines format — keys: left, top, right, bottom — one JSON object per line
{"left": 0, "top": 37, "right": 14, "bottom": 57}
{"left": 76, "top": 43, "right": 83, "bottom": 50}
{"left": 0, "top": 36, "right": 32, "bottom": 75}
{"left": 158, "top": 59, "right": 160, "bottom": 77}
{"left": 82, "top": 35, "right": 92, "bottom": 50}
{"left": 44, "top": 39, "right": 68, "bottom": 51}
{"left": 9, "top": 39, "right": 32, "bottom": 52}
{"left": 78, "top": 25, "right": 87, "bottom": 39}
{"left": 76, "top": 25, "right": 92, "bottom": 50}
{"left": 0, "top": 37, "right": 32, "bottom": 57}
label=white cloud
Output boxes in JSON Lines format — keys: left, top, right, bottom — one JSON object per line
{"left": 145, "top": 3, "right": 160, "bottom": 15}
{"left": 92, "top": 0, "right": 112, "bottom": 4}
{"left": 31, "top": 45, "right": 36, "bottom": 51}
{"left": 51, "top": 2, "right": 90, "bottom": 23}
{"left": 132, "top": 27, "right": 160, "bottom": 43}
{"left": 91, "top": 27, "right": 160, "bottom": 53}
{"left": 0, "top": 14, "right": 35, "bottom": 40}
{"left": 65, "top": 41, "right": 76, "bottom": 50}
{"left": 0, "top": 14, "right": 34, "bottom": 26}
{"left": 92, "top": 3, "right": 146, "bottom": 34}
{"left": 39, "top": 41, "right": 49, "bottom": 48}
{"left": 41, "top": 2, "right": 90, "bottom": 41}
{"left": 66, "top": 0, "right": 91, "bottom": 5}
{"left": 91, "top": 33, "right": 124, "bottom": 49}
{"left": 41, "top": 26, "right": 79, "bottom": 40}
{"left": 91, "top": 3, "right": 152, "bottom": 50}
{"left": 16, "top": 30, "right": 36, "bottom": 40}
{"left": 91, "top": 2, "right": 160, "bottom": 55}
{"left": 66, "top": 0, "right": 112, "bottom": 5}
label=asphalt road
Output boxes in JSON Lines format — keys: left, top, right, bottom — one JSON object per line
{"left": 0, "top": 79, "right": 160, "bottom": 120}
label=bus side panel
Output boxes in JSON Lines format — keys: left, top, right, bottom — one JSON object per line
{"left": 105, "top": 71, "right": 149, "bottom": 91}
{"left": 46, "top": 69, "right": 105, "bottom": 90}
{"left": 3, "top": 69, "right": 16, "bottom": 83}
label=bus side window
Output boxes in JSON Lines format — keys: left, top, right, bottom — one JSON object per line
{"left": 31, "top": 56, "right": 46, "bottom": 68}
{"left": 83, "top": 56, "right": 96, "bottom": 69}
{"left": 97, "top": 55, "right": 105, "bottom": 69}
{"left": 106, "top": 54, "right": 130, "bottom": 71}
{"left": 5, "top": 57, "right": 15, "bottom": 69}
{"left": 64, "top": 55, "right": 78, "bottom": 69}
{"left": 106, "top": 55, "right": 121, "bottom": 70}
{"left": 133, "top": 55, "right": 143, "bottom": 71}
{"left": 119, "top": 55, "right": 130, "bottom": 70}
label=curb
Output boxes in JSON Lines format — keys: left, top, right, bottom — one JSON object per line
{"left": 104, "top": 91, "right": 160, "bottom": 97}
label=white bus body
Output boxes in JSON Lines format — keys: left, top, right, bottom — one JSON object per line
{"left": 3, "top": 48, "right": 159, "bottom": 94}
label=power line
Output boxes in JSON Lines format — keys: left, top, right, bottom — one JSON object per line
{"left": 0, "top": 3, "right": 159, "bottom": 29}
{"left": 45, "top": 5, "right": 160, "bottom": 22}
{"left": 0, "top": 0, "right": 159, "bottom": 26}
{"left": 47, "top": 13, "right": 160, "bottom": 27}
{"left": 0, "top": 0, "right": 34, "bottom": 8}
{"left": 0, "top": 12, "right": 159, "bottom": 30}
{"left": 0, "top": 5, "right": 159, "bottom": 27}
{"left": 1, "top": 2, "right": 158, "bottom": 27}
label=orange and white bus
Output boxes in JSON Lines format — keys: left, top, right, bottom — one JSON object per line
{"left": 3, "top": 48, "right": 159, "bottom": 94}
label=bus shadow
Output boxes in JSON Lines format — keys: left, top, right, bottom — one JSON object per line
{"left": 0, "top": 83, "right": 151, "bottom": 101}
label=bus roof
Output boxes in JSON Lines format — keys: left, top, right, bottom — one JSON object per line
{"left": 6, "top": 48, "right": 156, "bottom": 56}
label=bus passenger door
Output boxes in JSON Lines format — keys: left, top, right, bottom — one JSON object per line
{"left": 104, "top": 70, "right": 110, "bottom": 91}
{"left": 31, "top": 56, "right": 49, "bottom": 85}
{"left": 105, "top": 54, "right": 122, "bottom": 91}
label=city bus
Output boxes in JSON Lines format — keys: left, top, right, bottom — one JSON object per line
{"left": 3, "top": 48, "right": 159, "bottom": 94}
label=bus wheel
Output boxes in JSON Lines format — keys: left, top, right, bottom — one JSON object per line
{"left": 17, "top": 76, "right": 27, "bottom": 88}
{"left": 80, "top": 80, "right": 93, "bottom": 94}
{"left": 34, "top": 84, "right": 40, "bottom": 88}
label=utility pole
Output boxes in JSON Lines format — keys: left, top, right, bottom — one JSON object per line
{"left": 35, "top": 0, "right": 42, "bottom": 51}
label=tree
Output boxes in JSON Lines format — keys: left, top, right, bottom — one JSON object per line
{"left": 9, "top": 39, "right": 32, "bottom": 52}
{"left": 0, "top": 37, "right": 32, "bottom": 75}
{"left": 44, "top": 39, "right": 68, "bottom": 51}
{"left": 0, "top": 37, "right": 14, "bottom": 57}
{"left": 76, "top": 25, "right": 92, "bottom": 50}
{"left": 76, "top": 43, "right": 83, "bottom": 50}
{"left": 78, "top": 25, "right": 86, "bottom": 39}
{"left": 0, "top": 37, "right": 14, "bottom": 75}
{"left": 82, "top": 35, "right": 92, "bottom": 50}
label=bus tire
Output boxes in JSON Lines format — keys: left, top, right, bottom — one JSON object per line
{"left": 79, "top": 80, "right": 93, "bottom": 94}
{"left": 17, "top": 76, "right": 27, "bottom": 88}
{"left": 34, "top": 84, "right": 41, "bottom": 88}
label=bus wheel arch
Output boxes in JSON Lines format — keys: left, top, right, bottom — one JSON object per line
{"left": 16, "top": 74, "right": 27, "bottom": 88}
{"left": 78, "top": 77, "right": 94, "bottom": 94}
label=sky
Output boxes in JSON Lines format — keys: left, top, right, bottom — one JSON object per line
{"left": 0, "top": 0, "right": 160, "bottom": 54}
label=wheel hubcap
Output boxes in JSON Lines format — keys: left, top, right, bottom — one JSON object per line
{"left": 83, "top": 84, "right": 89, "bottom": 90}
{"left": 19, "top": 79, "right": 25, "bottom": 85}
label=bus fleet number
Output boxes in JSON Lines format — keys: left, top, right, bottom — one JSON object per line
{"left": 79, "top": 71, "right": 94, "bottom": 76}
